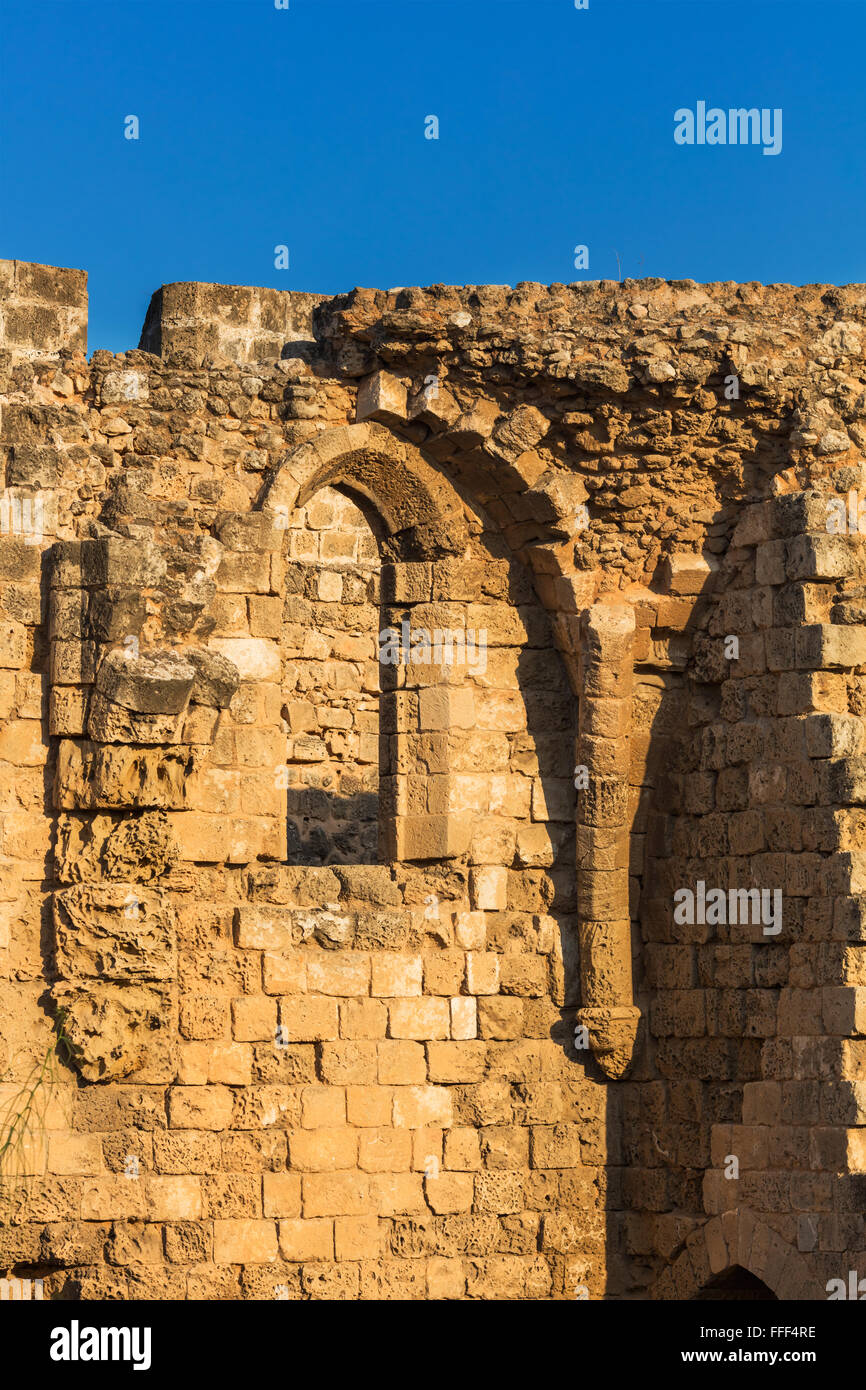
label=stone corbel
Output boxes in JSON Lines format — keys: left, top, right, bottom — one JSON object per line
{"left": 574, "top": 603, "right": 640, "bottom": 1079}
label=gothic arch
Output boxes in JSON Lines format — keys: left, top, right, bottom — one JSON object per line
{"left": 261, "top": 421, "right": 640, "bottom": 1077}
{"left": 648, "top": 1210, "right": 823, "bottom": 1302}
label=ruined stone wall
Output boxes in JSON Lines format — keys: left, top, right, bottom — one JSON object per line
{"left": 0, "top": 261, "right": 864, "bottom": 1300}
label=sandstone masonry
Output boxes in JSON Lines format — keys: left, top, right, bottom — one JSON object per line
{"left": 1, "top": 259, "right": 865, "bottom": 1300}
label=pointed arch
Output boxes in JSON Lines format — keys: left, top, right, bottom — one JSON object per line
{"left": 261, "top": 420, "right": 641, "bottom": 1074}
{"left": 649, "top": 1210, "right": 823, "bottom": 1302}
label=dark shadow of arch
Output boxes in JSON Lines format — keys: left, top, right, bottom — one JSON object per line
{"left": 693, "top": 1267, "right": 778, "bottom": 1300}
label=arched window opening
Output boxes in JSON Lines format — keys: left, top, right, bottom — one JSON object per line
{"left": 281, "top": 485, "right": 384, "bottom": 864}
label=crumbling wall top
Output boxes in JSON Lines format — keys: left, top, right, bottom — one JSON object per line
{"left": 138, "top": 280, "right": 327, "bottom": 366}
{"left": 0, "top": 258, "right": 87, "bottom": 364}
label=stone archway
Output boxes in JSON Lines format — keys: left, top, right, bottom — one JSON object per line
{"left": 261, "top": 421, "right": 641, "bottom": 1074}
{"left": 263, "top": 425, "right": 477, "bottom": 865}
{"left": 261, "top": 424, "right": 579, "bottom": 875}
{"left": 262, "top": 422, "right": 470, "bottom": 561}
{"left": 648, "top": 1210, "right": 823, "bottom": 1302}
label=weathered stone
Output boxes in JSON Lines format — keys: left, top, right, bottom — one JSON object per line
{"left": 4, "top": 258, "right": 866, "bottom": 1305}
{"left": 184, "top": 647, "right": 240, "bottom": 707}
{"left": 95, "top": 649, "right": 196, "bottom": 715}
{"left": 87, "top": 691, "right": 186, "bottom": 744}
{"left": 53, "top": 883, "right": 177, "bottom": 984}
{"left": 355, "top": 371, "right": 408, "bottom": 426}
{"left": 55, "top": 740, "right": 196, "bottom": 809}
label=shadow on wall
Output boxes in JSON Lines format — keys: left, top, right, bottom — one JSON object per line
{"left": 604, "top": 483, "right": 841, "bottom": 1302}
{"left": 601, "top": 529, "right": 735, "bottom": 1300}
{"left": 692, "top": 1268, "right": 778, "bottom": 1300}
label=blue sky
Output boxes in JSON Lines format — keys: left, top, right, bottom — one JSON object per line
{"left": 1, "top": 0, "right": 864, "bottom": 353}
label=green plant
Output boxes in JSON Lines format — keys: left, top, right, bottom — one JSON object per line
{"left": 0, "top": 1011, "right": 75, "bottom": 1188}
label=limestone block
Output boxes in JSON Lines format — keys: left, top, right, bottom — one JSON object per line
{"left": 729, "top": 501, "right": 776, "bottom": 548}
{"left": 394, "top": 814, "right": 472, "bottom": 861}
{"left": 95, "top": 648, "right": 196, "bottom": 715}
{"left": 48, "top": 687, "right": 88, "bottom": 736}
{"left": 355, "top": 371, "right": 408, "bottom": 426}
{"left": 215, "top": 551, "right": 270, "bottom": 593}
{"left": 660, "top": 552, "right": 718, "bottom": 595}
{"left": 774, "top": 490, "right": 838, "bottom": 537}
{"left": 577, "top": 824, "right": 629, "bottom": 872}
{"left": 0, "top": 718, "right": 45, "bottom": 765}
{"left": 388, "top": 998, "right": 450, "bottom": 1041}
{"left": 213, "top": 1220, "right": 279, "bottom": 1264}
{"left": 6, "top": 444, "right": 59, "bottom": 488}
{"left": 208, "top": 637, "right": 280, "bottom": 681}
{"left": 408, "top": 382, "right": 460, "bottom": 430}
{"left": 450, "top": 997, "right": 477, "bottom": 1040}
{"left": 579, "top": 914, "right": 633, "bottom": 1002}
{"left": 796, "top": 624, "right": 866, "bottom": 671}
{"left": 578, "top": 776, "right": 629, "bottom": 829}
{"left": 0, "top": 620, "right": 29, "bottom": 669}
{"left": 785, "top": 534, "right": 854, "bottom": 581}
{"left": 86, "top": 691, "right": 185, "bottom": 744}
{"left": 185, "top": 647, "right": 240, "bottom": 707}
{"left": 578, "top": 871, "right": 630, "bottom": 921}
{"left": 581, "top": 697, "right": 630, "bottom": 739}
{"left": 100, "top": 369, "right": 149, "bottom": 405}
{"left": 371, "top": 954, "right": 422, "bottom": 997}
{"left": 54, "top": 741, "right": 195, "bottom": 810}
{"left": 102, "top": 811, "right": 180, "bottom": 882}
{"left": 49, "top": 590, "right": 86, "bottom": 641}
{"left": 52, "top": 980, "right": 177, "bottom": 1085}
{"left": 488, "top": 405, "right": 550, "bottom": 463}
{"left": 447, "top": 398, "right": 500, "bottom": 450}
{"left": 515, "top": 824, "right": 556, "bottom": 868}
{"left": 216, "top": 512, "right": 283, "bottom": 553}
{"left": 692, "top": 635, "right": 728, "bottom": 684}
{"left": 82, "top": 537, "right": 167, "bottom": 588}
{"left": 581, "top": 602, "right": 634, "bottom": 673}
{"left": 49, "top": 541, "right": 84, "bottom": 590}
{"left": 50, "top": 639, "right": 96, "bottom": 685}
{"left": 822, "top": 986, "right": 866, "bottom": 1036}
{"left": 469, "top": 866, "right": 507, "bottom": 912}
{"left": 524, "top": 470, "right": 588, "bottom": 536}
{"left": 86, "top": 589, "right": 147, "bottom": 643}
{"left": 804, "top": 713, "right": 863, "bottom": 759}
{"left": 53, "top": 883, "right": 177, "bottom": 984}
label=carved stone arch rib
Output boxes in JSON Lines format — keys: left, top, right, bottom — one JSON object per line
{"left": 262, "top": 422, "right": 469, "bottom": 559}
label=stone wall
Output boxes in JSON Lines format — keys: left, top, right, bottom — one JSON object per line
{"left": 0, "top": 260, "right": 864, "bottom": 1300}
{"left": 0, "top": 259, "right": 87, "bottom": 365}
